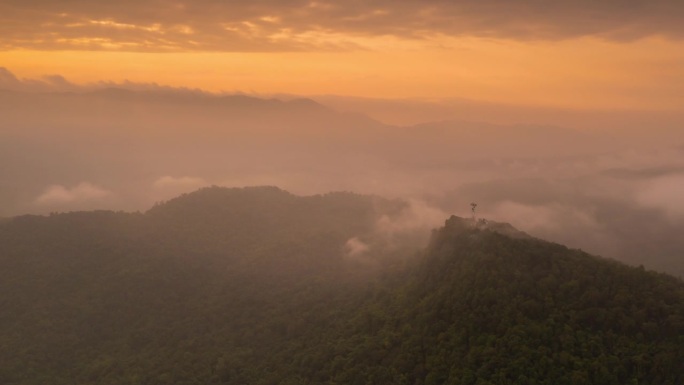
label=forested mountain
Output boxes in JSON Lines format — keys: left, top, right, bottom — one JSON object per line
{"left": 0, "top": 187, "right": 682, "bottom": 385}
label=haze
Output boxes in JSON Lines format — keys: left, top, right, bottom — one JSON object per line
{"left": 1, "top": 0, "right": 683, "bottom": 276}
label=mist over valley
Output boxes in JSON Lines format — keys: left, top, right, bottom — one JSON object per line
{"left": 2, "top": 68, "right": 683, "bottom": 277}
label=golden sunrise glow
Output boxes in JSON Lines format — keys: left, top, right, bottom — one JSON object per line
{"left": 2, "top": 36, "right": 683, "bottom": 110}
{"left": 1, "top": 1, "right": 683, "bottom": 111}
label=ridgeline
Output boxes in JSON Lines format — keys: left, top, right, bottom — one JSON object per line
{"left": 0, "top": 187, "right": 682, "bottom": 385}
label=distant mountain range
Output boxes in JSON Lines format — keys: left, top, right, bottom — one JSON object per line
{"left": 0, "top": 186, "right": 681, "bottom": 384}
{"left": 1, "top": 85, "right": 683, "bottom": 281}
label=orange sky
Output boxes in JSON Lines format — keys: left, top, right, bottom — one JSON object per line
{"left": 1, "top": 1, "right": 683, "bottom": 110}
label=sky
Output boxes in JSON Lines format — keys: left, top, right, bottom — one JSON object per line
{"left": 1, "top": 0, "right": 684, "bottom": 110}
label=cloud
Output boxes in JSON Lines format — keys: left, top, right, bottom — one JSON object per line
{"left": 35, "top": 182, "right": 112, "bottom": 205}
{"left": 489, "top": 201, "right": 603, "bottom": 235}
{"left": 342, "top": 200, "right": 447, "bottom": 262}
{"left": 636, "top": 175, "right": 684, "bottom": 218}
{"left": 375, "top": 199, "right": 447, "bottom": 237}
{"left": 344, "top": 237, "right": 370, "bottom": 259}
{"left": 1, "top": 1, "right": 684, "bottom": 52}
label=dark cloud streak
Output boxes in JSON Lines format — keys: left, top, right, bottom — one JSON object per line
{"left": 2, "top": 0, "right": 684, "bottom": 51}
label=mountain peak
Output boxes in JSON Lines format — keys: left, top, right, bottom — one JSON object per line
{"left": 442, "top": 215, "right": 532, "bottom": 239}
{"left": 146, "top": 185, "right": 292, "bottom": 216}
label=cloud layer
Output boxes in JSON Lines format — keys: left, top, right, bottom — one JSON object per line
{"left": 2, "top": 0, "right": 684, "bottom": 51}
{"left": 35, "top": 182, "right": 112, "bottom": 205}
{"left": 1, "top": 69, "right": 682, "bottom": 277}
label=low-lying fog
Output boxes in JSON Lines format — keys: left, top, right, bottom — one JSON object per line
{"left": 1, "top": 67, "right": 683, "bottom": 276}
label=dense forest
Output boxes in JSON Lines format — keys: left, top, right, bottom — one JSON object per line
{"left": 0, "top": 186, "right": 682, "bottom": 384}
